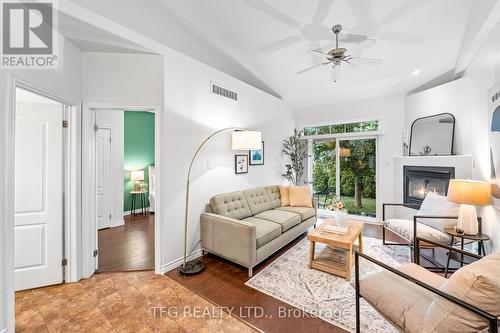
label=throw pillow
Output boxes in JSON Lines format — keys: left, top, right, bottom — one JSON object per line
{"left": 289, "top": 186, "right": 313, "bottom": 208}
{"left": 417, "top": 192, "right": 459, "bottom": 232}
{"left": 279, "top": 186, "right": 290, "bottom": 206}
{"left": 423, "top": 252, "right": 500, "bottom": 332}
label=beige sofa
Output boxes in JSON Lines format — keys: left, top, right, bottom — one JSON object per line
{"left": 201, "top": 186, "right": 317, "bottom": 277}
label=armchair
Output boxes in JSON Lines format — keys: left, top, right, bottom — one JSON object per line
{"left": 355, "top": 239, "right": 500, "bottom": 333}
{"left": 382, "top": 192, "right": 481, "bottom": 270}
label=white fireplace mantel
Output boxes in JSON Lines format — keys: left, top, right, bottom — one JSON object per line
{"left": 393, "top": 155, "right": 473, "bottom": 202}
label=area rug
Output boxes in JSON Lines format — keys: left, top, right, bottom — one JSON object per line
{"left": 245, "top": 237, "right": 411, "bottom": 333}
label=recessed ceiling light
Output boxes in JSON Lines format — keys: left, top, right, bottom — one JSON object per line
{"left": 412, "top": 69, "right": 420, "bottom": 75}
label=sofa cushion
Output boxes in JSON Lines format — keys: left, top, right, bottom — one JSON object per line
{"left": 210, "top": 191, "right": 252, "bottom": 220}
{"left": 360, "top": 263, "right": 446, "bottom": 333}
{"left": 288, "top": 186, "right": 313, "bottom": 208}
{"left": 265, "top": 186, "right": 282, "bottom": 208}
{"left": 423, "top": 252, "right": 500, "bottom": 333}
{"left": 254, "top": 210, "right": 301, "bottom": 232}
{"left": 243, "top": 188, "right": 273, "bottom": 215}
{"left": 384, "top": 218, "right": 452, "bottom": 244}
{"left": 275, "top": 206, "right": 315, "bottom": 221}
{"left": 279, "top": 186, "right": 290, "bottom": 206}
{"left": 418, "top": 192, "right": 459, "bottom": 232}
{"left": 242, "top": 217, "right": 281, "bottom": 248}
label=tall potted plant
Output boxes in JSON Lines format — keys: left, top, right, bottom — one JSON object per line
{"left": 282, "top": 129, "right": 308, "bottom": 185}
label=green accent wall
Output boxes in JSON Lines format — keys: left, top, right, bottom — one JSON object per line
{"left": 124, "top": 112, "right": 155, "bottom": 211}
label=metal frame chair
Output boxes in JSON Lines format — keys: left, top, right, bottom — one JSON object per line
{"left": 382, "top": 203, "right": 482, "bottom": 272}
{"left": 355, "top": 238, "right": 498, "bottom": 333}
{"left": 312, "top": 191, "right": 335, "bottom": 210}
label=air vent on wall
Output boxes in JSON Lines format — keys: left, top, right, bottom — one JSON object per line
{"left": 211, "top": 82, "right": 238, "bottom": 101}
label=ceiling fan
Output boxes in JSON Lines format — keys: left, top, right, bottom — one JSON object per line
{"left": 296, "top": 24, "right": 383, "bottom": 82}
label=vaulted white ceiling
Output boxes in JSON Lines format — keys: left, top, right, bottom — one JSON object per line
{"left": 59, "top": 0, "right": 478, "bottom": 107}
{"left": 157, "top": 0, "right": 474, "bottom": 107}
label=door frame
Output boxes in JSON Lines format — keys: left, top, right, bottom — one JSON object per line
{"left": 81, "top": 102, "right": 162, "bottom": 277}
{"left": 3, "top": 72, "right": 80, "bottom": 332}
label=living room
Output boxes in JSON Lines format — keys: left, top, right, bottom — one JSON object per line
{"left": 1, "top": 0, "right": 500, "bottom": 332}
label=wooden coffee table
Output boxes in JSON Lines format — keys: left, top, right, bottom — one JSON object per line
{"left": 307, "top": 219, "right": 364, "bottom": 280}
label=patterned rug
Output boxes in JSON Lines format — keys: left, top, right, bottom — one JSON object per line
{"left": 246, "top": 237, "right": 411, "bottom": 333}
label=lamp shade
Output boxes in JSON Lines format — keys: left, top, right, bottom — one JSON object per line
{"left": 447, "top": 179, "right": 492, "bottom": 206}
{"left": 131, "top": 170, "right": 145, "bottom": 181}
{"left": 231, "top": 130, "right": 262, "bottom": 150}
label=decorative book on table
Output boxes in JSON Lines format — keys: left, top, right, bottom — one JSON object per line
{"left": 323, "top": 224, "right": 348, "bottom": 235}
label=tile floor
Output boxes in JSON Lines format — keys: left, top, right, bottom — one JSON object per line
{"left": 16, "top": 271, "right": 256, "bottom": 332}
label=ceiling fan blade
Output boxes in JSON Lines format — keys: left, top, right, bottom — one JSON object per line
{"left": 297, "top": 61, "right": 331, "bottom": 75}
{"left": 245, "top": 0, "right": 301, "bottom": 28}
{"left": 381, "top": 0, "right": 430, "bottom": 25}
{"left": 309, "top": 42, "right": 324, "bottom": 65}
{"left": 378, "top": 31, "right": 425, "bottom": 44}
{"left": 312, "top": 0, "right": 335, "bottom": 24}
{"left": 259, "top": 35, "right": 301, "bottom": 53}
{"left": 352, "top": 57, "right": 383, "bottom": 66}
{"left": 310, "top": 49, "right": 330, "bottom": 56}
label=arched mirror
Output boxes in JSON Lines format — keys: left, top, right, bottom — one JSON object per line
{"left": 409, "top": 113, "right": 455, "bottom": 156}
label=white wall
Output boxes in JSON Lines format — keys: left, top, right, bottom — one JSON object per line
{"left": 161, "top": 48, "right": 295, "bottom": 272}
{"left": 95, "top": 109, "right": 124, "bottom": 227}
{"left": 81, "top": 52, "right": 163, "bottom": 105}
{"left": 405, "top": 19, "right": 500, "bottom": 252}
{"left": 0, "top": 37, "right": 82, "bottom": 333}
{"left": 294, "top": 95, "right": 406, "bottom": 220}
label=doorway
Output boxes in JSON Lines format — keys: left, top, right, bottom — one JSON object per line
{"left": 94, "top": 109, "right": 156, "bottom": 272}
{"left": 13, "top": 87, "right": 70, "bottom": 291}
{"left": 312, "top": 137, "right": 377, "bottom": 218}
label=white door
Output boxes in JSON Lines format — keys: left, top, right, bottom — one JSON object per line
{"left": 96, "top": 128, "right": 112, "bottom": 230}
{"left": 14, "top": 99, "right": 63, "bottom": 291}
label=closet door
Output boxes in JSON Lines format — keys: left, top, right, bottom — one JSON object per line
{"left": 14, "top": 100, "right": 63, "bottom": 290}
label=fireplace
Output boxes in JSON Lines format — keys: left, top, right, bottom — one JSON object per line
{"left": 403, "top": 166, "right": 455, "bottom": 207}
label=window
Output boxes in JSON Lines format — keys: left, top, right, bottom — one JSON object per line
{"left": 304, "top": 120, "right": 378, "bottom": 136}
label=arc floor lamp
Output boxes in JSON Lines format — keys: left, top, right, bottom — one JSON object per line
{"left": 179, "top": 128, "right": 262, "bottom": 275}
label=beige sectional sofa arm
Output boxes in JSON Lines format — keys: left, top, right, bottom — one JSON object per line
{"left": 200, "top": 213, "right": 257, "bottom": 267}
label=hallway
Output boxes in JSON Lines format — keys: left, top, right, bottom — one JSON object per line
{"left": 98, "top": 214, "right": 155, "bottom": 272}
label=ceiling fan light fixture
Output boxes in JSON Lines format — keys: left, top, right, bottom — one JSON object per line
{"left": 412, "top": 69, "right": 420, "bottom": 75}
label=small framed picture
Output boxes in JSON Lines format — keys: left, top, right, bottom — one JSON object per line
{"left": 235, "top": 154, "right": 248, "bottom": 174}
{"left": 249, "top": 141, "right": 264, "bottom": 166}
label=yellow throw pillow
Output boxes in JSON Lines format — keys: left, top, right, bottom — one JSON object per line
{"left": 279, "top": 186, "right": 290, "bottom": 206}
{"left": 289, "top": 186, "right": 313, "bottom": 208}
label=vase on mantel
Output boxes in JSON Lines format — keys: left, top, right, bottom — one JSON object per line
{"left": 333, "top": 209, "right": 348, "bottom": 228}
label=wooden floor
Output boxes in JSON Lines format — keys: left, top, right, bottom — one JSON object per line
{"left": 98, "top": 214, "right": 155, "bottom": 272}
{"left": 167, "top": 221, "right": 455, "bottom": 333}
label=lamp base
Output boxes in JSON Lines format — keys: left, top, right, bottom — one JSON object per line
{"left": 457, "top": 204, "right": 478, "bottom": 235}
{"left": 178, "top": 259, "right": 205, "bottom": 276}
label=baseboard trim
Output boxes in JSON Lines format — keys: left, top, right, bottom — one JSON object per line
{"left": 160, "top": 249, "right": 203, "bottom": 274}
{"left": 110, "top": 219, "right": 124, "bottom": 228}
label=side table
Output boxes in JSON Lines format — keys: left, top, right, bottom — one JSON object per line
{"left": 130, "top": 191, "right": 147, "bottom": 216}
{"left": 444, "top": 227, "right": 490, "bottom": 278}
